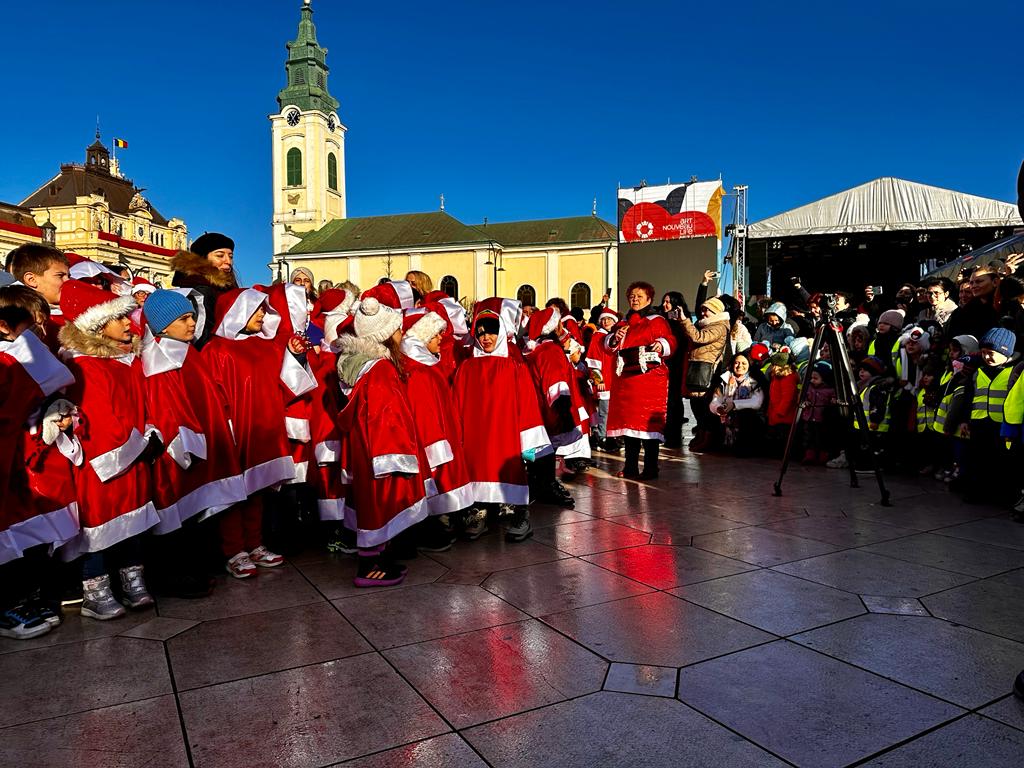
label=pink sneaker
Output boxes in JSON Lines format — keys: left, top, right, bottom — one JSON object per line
{"left": 249, "top": 546, "right": 284, "bottom": 568}
{"left": 226, "top": 552, "right": 257, "bottom": 579}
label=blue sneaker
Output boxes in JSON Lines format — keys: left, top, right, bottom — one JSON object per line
{"left": 0, "top": 604, "right": 53, "bottom": 640}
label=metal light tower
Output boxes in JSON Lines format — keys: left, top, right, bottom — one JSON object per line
{"left": 731, "top": 185, "right": 748, "bottom": 302}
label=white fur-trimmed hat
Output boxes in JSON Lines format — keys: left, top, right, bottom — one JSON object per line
{"left": 402, "top": 308, "right": 447, "bottom": 343}
{"left": 58, "top": 279, "right": 135, "bottom": 333}
{"left": 354, "top": 297, "right": 402, "bottom": 343}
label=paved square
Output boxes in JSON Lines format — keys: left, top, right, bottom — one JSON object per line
{"left": 3, "top": 453, "right": 1022, "bottom": 766}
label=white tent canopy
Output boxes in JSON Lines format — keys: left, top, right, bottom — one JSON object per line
{"left": 749, "top": 177, "right": 1023, "bottom": 239}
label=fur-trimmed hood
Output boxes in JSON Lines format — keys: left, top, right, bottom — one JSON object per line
{"left": 698, "top": 310, "right": 731, "bottom": 328}
{"left": 336, "top": 333, "right": 391, "bottom": 388}
{"left": 170, "top": 250, "right": 238, "bottom": 290}
{"left": 59, "top": 321, "right": 140, "bottom": 359}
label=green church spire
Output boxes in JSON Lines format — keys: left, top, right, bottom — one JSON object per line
{"left": 277, "top": 0, "right": 339, "bottom": 114}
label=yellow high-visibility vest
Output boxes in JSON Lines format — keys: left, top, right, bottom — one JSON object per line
{"left": 916, "top": 389, "right": 938, "bottom": 433}
{"left": 970, "top": 367, "right": 1012, "bottom": 423}
{"left": 853, "top": 382, "right": 891, "bottom": 432}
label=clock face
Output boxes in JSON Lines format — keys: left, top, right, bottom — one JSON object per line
{"left": 327, "top": 115, "right": 336, "bottom": 132}
{"left": 286, "top": 109, "right": 301, "bottom": 127}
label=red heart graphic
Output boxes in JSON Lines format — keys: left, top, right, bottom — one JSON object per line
{"left": 620, "top": 203, "right": 671, "bottom": 242}
{"left": 664, "top": 210, "right": 717, "bottom": 238}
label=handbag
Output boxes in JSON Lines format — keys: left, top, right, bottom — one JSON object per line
{"left": 685, "top": 360, "right": 715, "bottom": 392}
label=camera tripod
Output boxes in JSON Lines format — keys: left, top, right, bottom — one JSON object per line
{"left": 773, "top": 304, "right": 892, "bottom": 506}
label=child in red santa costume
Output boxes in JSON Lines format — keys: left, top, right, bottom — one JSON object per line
{"left": 202, "top": 288, "right": 316, "bottom": 578}
{"left": 0, "top": 296, "right": 78, "bottom": 638}
{"left": 141, "top": 290, "right": 247, "bottom": 535}
{"left": 400, "top": 307, "right": 472, "bottom": 549}
{"left": 334, "top": 297, "right": 433, "bottom": 586}
{"left": 420, "top": 290, "right": 470, "bottom": 384}
{"left": 523, "top": 306, "right": 585, "bottom": 508}
{"left": 586, "top": 308, "right": 620, "bottom": 451}
{"left": 58, "top": 279, "right": 162, "bottom": 620}
{"left": 453, "top": 308, "right": 552, "bottom": 542}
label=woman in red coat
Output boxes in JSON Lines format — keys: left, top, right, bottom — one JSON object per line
{"left": 605, "top": 281, "right": 674, "bottom": 479}
{"left": 335, "top": 297, "right": 433, "bottom": 586}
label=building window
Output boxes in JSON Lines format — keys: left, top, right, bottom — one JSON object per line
{"left": 440, "top": 275, "right": 458, "bottom": 299}
{"left": 317, "top": 72, "right": 325, "bottom": 88}
{"left": 327, "top": 152, "right": 338, "bottom": 191}
{"left": 286, "top": 148, "right": 302, "bottom": 186}
{"left": 293, "top": 69, "right": 305, "bottom": 85}
{"left": 517, "top": 284, "right": 537, "bottom": 307}
{"left": 570, "top": 282, "right": 591, "bottom": 310}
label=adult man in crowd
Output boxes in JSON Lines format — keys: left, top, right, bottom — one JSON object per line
{"left": 917, "top": 277, "right": 958, "bottom": 326}
{"left": 946, "top": 265, "right": 1002, "bottom": 341}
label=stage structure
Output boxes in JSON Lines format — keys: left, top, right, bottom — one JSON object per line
{"left": 617, "top": 180, "right": 723, "bottom": 307}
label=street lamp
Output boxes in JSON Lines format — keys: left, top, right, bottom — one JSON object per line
{"left": 486, "top": 240, "right": 504, "bottom": 296}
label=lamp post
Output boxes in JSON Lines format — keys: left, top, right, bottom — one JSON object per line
{"left": 485, "top": 240, "right": 504, "bottom": 296}
{"left": 40, "top": 217, "right": 56, "bottom": 247}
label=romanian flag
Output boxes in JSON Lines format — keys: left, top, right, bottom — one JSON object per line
{"left": 113, "top": 138, "right": 128, "bottom": 149}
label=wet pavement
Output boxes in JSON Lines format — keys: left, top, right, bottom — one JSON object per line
{"left": 3, "top": 450, "right": 1024, "bottom": 767}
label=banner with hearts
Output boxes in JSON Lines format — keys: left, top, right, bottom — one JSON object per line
{"left": 618, "top": 180, "right": 723, "bottom": 243}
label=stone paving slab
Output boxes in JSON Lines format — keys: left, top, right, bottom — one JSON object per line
{"left": 859, "top": 714, "right": 1024, "bottom": 767}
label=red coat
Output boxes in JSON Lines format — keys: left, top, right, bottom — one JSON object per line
{"left": 308, "top": 346, "right": 346, "bottom": 520}
{"left": 525, "top": 341, "right": 589, "bottom": 457}
{"left": 586, "top": 328, "right": 616, "bottom": 401}
{"left": 401, "top": 339, "right": 472, "bottom": 514}
{"left": 336, "top": 353, "right": 431, "bottom": 547}
{"left": 767, "top": 371, "right": 799, "bottom": 426}
{"left": 60, "top": 347, "right": 158, "bottom": 559}
{"left": 453, "top": 335, "right": 551, "bottom": 504}
{"left": 0, "top": 333, "right": 78, "bottom": 564}
{"left": 606, "top": 311, "right": 674, "bottom": 442}
{"left": 141, "top": 334, "right": 247, "bottom": 532}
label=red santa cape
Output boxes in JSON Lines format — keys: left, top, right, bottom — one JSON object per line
{"left": 334, "top": 335, "right": 432, "bottom": 546}
{"left": 605, "top": 309, "right": 674, "bottom": 442}
{"left": 585, "top": 314, "right": 619, "bottom": 403}
{"left": 453, "top": 313, "right": 551, "bottom": 504}
{"left": 202, "top": 289, "right": 316, "bottom": 495}
{"left": 400, "top": 330, "right": 473, "bottom": 514}
{"left": 57, "top": 314, "right": 161, "bottom": 559}
{"left": 0, "top": 331, "right": 79, "bottom": 564}
{"left": 140, "top": 328, "right": 247, "bottom": 533}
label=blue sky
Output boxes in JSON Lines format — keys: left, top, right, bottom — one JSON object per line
{"left": 1, "top": 0, "right": 1020, "bottom": 283}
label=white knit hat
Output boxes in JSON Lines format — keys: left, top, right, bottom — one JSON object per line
{"left": 354, "top": 296, "right": 402, "bottom": 343}
{"left": 403, "top": 308, "right": 447, "bottom": 343}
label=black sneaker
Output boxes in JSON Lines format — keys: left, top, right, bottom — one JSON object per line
{"left": 417, "top": 525, "right": 456, "bottom": 553}
{"left": 0, "top": 605, "right": 53, "bottom": 640}
{"left": 23, "top": 597, "right": 63, "bottom": 626}
{"left": 537, "top": 480, "right": 575, "bottom": 508}
{"left": 505, "top": 508, "right": 534, "bottom": 543}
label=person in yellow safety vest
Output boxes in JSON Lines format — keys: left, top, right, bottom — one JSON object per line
{"left": 867, "top": 309, "right": 905, "bottom": 371}
{"left": 963, "top": 328, "right": 1021, "bottom": 504}
{"left": 853, "top": 355, "right": 893, "bottom": 432}
{"left": 914, "top": 365, "right": 943, "bottom": 475}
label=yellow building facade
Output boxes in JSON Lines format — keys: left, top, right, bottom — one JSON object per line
{"left": 8, "top": 135, "right": 188, "bottom": 285}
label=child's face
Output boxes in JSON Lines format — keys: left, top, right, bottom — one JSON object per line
{"left": 101, "top": 315, "right": 133, "bottom": 345}
{"left": 24, "top": 260, "right": 69, "bottom": 305}
{"left": 244, "top": 306, "right": 267, "bottom": 334}
{"left": 477, "top": 331, "right": 498, "bottom": 353}
{"left": 949, "top": 344, "right": 962, "bottom": 361}
{"left": 162, "top": 312, "right": 197, "bottom": 342}
{"left": 732, "top": 356, "right": 749, "bottom": 376}
{"left": 851, "top": 334, "right": 866, "bottom": 351}
{"left": 981, "top": 348, "right": 1007, "bottom": 366}
{"left": 906, "top": 339, "right": 922, "bottom": 356}
{"left": 919, "top": 373, "right": 935, "bottom": 388}
{"left": 599, "top": 317, "right": 616, "bottom": 331}
{"left": 426, "top": 332, "right": 442, "bottom": 354}
{"left": 819, "top": 344, "right": 831, "bottom": 359}
{"left": 876, "top": 322, "right": 892, "bottom": 334}
{"left": 810, "top": 371, "right": 823, "bottom": 387}
{"left": 858, "top": 368, "right": 871, "bottom": 383}
{"left": 766, "top": 314, "right": 781, "bottom": 328}
{"left": 133, "top": 291, "right": 150, "bottom": 305}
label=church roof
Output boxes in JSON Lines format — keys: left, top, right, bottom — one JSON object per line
{"left": 287, "top": 212, "right": 619, "bottom": 255}
{"left": 474, "top": 216, "right": 617, "bottom": 246}
{"left": 288, "top": 211, "right": 491, "bottom": 254}
{"left": 277, "top": 1, "right": 339, "bottom": 114}
{"left": 19, "top": 165, "right": 170, "bottom": 226}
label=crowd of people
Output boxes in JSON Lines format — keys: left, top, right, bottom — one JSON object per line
{"left": 2, "top": 235, "right": 1023, "bottom": 642}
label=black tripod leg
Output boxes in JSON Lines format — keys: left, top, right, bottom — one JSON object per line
{"left": 774, "top": 325, "right": 826, "bottom": 496}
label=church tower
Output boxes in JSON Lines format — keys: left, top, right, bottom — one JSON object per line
{"left": 271, "top": 0, "right": 346, "bottom": 258}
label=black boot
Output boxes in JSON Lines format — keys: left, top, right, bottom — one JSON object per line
{"left": 617, "top": 437, "right": 641, "bottom": 478}
{"left": 640, "top": 439, "right": 660, "bottom": 480}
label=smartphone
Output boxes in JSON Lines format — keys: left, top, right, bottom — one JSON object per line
{"left": 872, "top": 285, "right": 883, "bottom": 295}
{"left": 710, "top": 271, "right": 721, "bottom": 279}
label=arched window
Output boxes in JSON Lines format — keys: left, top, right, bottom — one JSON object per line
{"left": 440, "top": 275, "right": 458, "bottom": 299}
{"left": 517, "top": 284, "right": 537, "bottom": 307}
{"left": 286, "top": 148, "right": 302, "bottom": 186}
{"left": 327, "top": 152, "right": 338, "bottom": 191}
{"left": 570, "top": 282, "right": 591, "bottom": 310}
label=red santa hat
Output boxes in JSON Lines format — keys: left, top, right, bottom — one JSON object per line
{"left": 422, "top": 293, "right": 469, "bottom": 339}
{"left": 66, "top": 253, "right": 118, "bottom": 281}
{"left": 598, "top": 308, "right": 621, "bottom": 324}
{"left": 59, "top": 279, "right": 136, "bottom": 333}
{"left": 475, "top": 297, "right": 522, "bottom": 337}
{"left": 213, "top": 287, "right": 281, "bottom": 340}
{"left": 130, "top": 277, "right": 157, "bottom": 295}
{"left": 402, "top": 307, "right": 447, "bottom": 343}
{"left": 360, "top": 280, "right": 415, "bottom": 310}
{"left": 354, "top": 296, "right": 402, "bottom": 343}
{"left": 312, "top": 288, "right": 356, "bottom": 323}
{"left": 526, "top": 305, "right": 561, "bottom": 341}
{"left": 749, "top": 342, "right": 770, "bottom": 364}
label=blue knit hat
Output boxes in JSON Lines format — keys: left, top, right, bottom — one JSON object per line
{"left": 143, "top": 290, "right": 194, "bottom": 335}
{"left": 980, "top": 327, "right": 1016, "bottom": 357}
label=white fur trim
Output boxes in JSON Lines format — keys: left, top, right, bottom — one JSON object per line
{"left": 606, "top": 427, "right": 665, "bottom": 442}
{"left": 89, "top": 428, "right": 150, "bottom": 482}
{"left": 542, "top": 306, "right": 561, "bottom": 337}
{"left": 242, "top": 455, "right": 296, "bottom": 495}
{"left": 152, "top": 473, "right": 246, "bottom": 534}
{"left": 166, "top": 426, "right": 208, "bottom": 470}
{"left": 465, "top": 480, "right": 529, "bottom": 506}
{"left": 546, "top": 380, "right": 571, "bottom": 405}
{"left": 519, "top": 424, "right": 552, "bottom": 454}
{"left": 350, "top": 496, "right": 429, "bottom": 548}
{"left": 0, "top": 503, "right": 80, "bottom": 565}
{"left": 406, "top": 311, "right": 447, "bottom": 344}
{"left": 72, "top": 295, "right": 136, "bottom": 333}
{"left": 285, "top": 416, "right": 312, "bottom": 442}
{"left": 372, "top": 453, "right": 419, "bottom": 477}
{"left": 424, "top": 439, "right": 454, "bottom": 470}
{"left": 428, "top": 483, "right": 474, "bottom": 515}
{"left": 315, "top": 440, "right": 340, "bottom": 464}
{"left": 1, "top": 333, "right": 74, "bottom": 396}
{"left": 60, "top": 501, "right": 159, "bottom": 560}
{"left": 281, "top": 354, "right": 317, "bottom": 397}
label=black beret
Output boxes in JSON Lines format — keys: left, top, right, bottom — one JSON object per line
{"left": 191, "top": 232, "right": 235, "bottom": 258}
